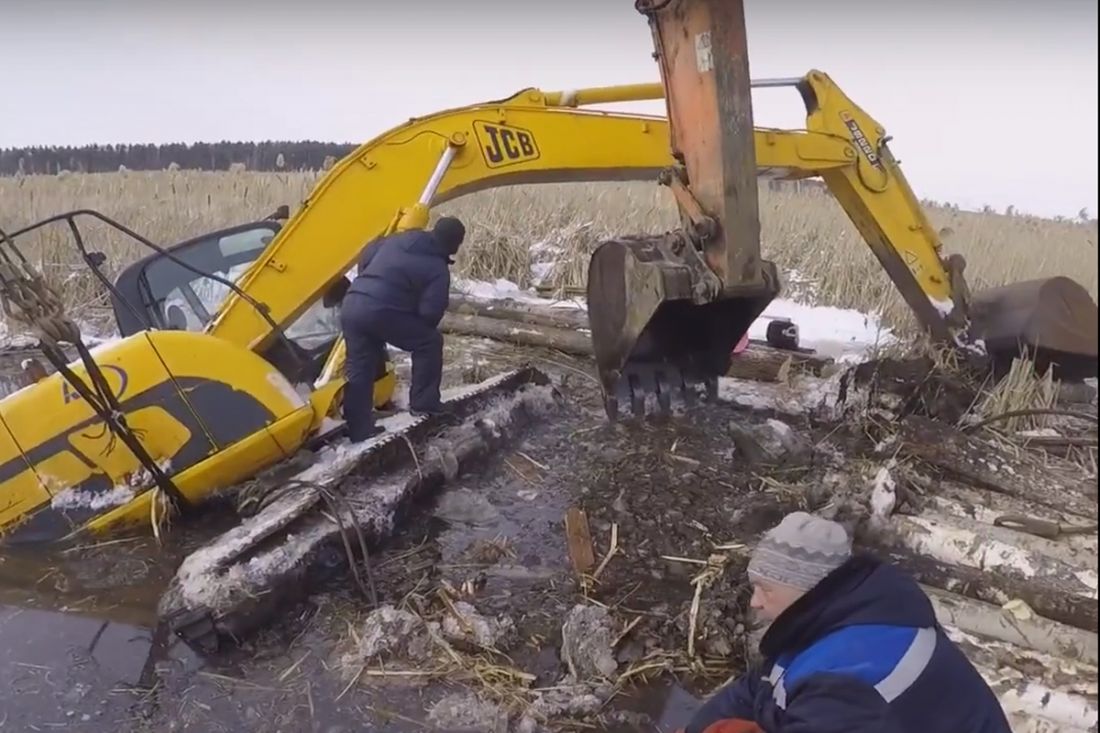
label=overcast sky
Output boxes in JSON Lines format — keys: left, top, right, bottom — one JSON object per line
{"left": 2, "top": 0, "right": 1096, "bottom": 218}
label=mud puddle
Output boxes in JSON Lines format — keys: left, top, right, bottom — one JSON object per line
{"left": 0, "top": 337, "right": 836, "bottom": 730}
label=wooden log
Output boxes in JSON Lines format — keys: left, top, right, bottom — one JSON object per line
{"left": 158, "top": 373, "right": 560, "bottom": 649}
{"left": 874, "top": 513, "right": 1097, "bottom": 597}
{"left": 440, "top": 312, "right": 833, "bottom": 381}
{"left": 869, "top": 545, "right": 1098, "bottom": 632}
{"left": 723, "top": 348, "right": 832, "bottom": 380}
{"left": 941, "top": 625, "right": 1098, "bottom": 733}
{"left": 447, "top": 292, "right": 830, "bottom": 365}
{"left": 896, "top": 511, "right": 1096, "bottom": 571}
{"left": 912, "top": 478, "right": 1097, "bottom": 556}
{"left": 894, "top": 416, "right": 1098, "bottom": 519}
{"left": 440, "top": 312, "right": 594, "bottom": 356}
{"left": 564, "top": 508, "right": 596, "bottom": 577}
{"left": 923, "top": 585, "right": 1098, "bottom": 666}
{"left": 448, "top": 293, "right": 590, "bottom": 332}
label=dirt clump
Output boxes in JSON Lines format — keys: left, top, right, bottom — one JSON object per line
{"left": 441, "top": 600, "right": 517, "bottom": 649}
{"left": 560, "top": 603, "right": 619, "bottom": 680}
{"left": 427, "top": 691, "right": 511, "bottom": 733}
{"left": 729, "top": 417, "right": 812, "bottom": 467}
{"left": 342, "top": 605, "right": 441, "bottom": 666}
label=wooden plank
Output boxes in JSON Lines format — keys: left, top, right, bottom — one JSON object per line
{"left": 564, "top": 507, "right": 596, "bottom": 577}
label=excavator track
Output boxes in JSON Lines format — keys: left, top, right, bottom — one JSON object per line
{"left": 158, "top": 364, "right": 558, "bottom": 652}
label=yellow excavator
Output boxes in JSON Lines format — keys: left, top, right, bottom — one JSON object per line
{"left": 0, "top": 0, "right": 1096, "bottom": 545}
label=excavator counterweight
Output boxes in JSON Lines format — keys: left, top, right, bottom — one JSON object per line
{"left": 588, "top": 0, "right": 781, "bottom": 419}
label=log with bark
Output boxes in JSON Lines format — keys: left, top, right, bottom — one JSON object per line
{"left": 442, "top": 296, "right": 835, "bottom": 381}
{"left": 448, "top": 293, "right": 827, "bottom": 358}
{"left": 923, "top": 585, "right": 1098, "bottom": 666}
{"left": 867, "top": 542, "right": 1098, "bottom": 633}
{"left": 440, "top": 312, "right": 593, "bottom": 356}
{"left": 449, "top": 294, "right": 590, "bottom": 332}
{"left": 941, "top": 625, "right": 1098, "bottom": 733}
{"left": 891, "top": 416, "right": 1099, "bottom": 520}
{"left": 157, "top": 370, "right": 561, "bottom": 651}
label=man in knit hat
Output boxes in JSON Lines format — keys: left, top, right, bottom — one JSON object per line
{"left": 682, "top": 511, "right": 1011, "bottom": 733}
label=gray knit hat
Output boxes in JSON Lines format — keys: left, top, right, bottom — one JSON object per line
{"left": 747, "top": 512, "right": 852, "bottom": 591}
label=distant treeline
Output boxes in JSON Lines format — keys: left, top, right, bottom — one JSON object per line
{"left": 0, "top": 141, "right": 361, "bottom": 175}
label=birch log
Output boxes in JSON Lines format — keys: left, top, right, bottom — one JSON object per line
{"left": 874, "top": 547, "right": 1098, "bottom": 632}
{"left": 896, "top": 416, "right": 1098, "bottom": 519}
{"left": 440, "top": 313, "right": 834, "bottom": 381}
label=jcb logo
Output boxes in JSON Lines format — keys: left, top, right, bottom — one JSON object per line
{"left": 473, "top": 121, "right": 540, "bottom": 168}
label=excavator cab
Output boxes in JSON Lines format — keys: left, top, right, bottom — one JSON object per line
{"left": 109, "top": 219, "right": 347, "bottom": 386}
{"left": 586, "top": 0, "right": 1098, "bottom": 420}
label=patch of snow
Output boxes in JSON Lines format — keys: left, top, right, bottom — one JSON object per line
{"left": 266, "top": 371, "right": 308, "bottom": 409}
{"left": 1075, "top": 570, "right": 1098, "bottom": 593}
{"left": 50, "top": 485, "right": 136, "bottom": 511}
{"left": 298, "top": 411, "right": 420, "bottom": 485}
{"left": 748, "top": 297, "right": 895, "bottom": 362}
{"left": 868, "top": 463, "right": 898, "bottom": 528}
{"left": 451, "top": 277, "right": 585, "bottom": 310}
{"left": 529, "top": 261, "right": 555, "bottom": 287}
{"left": 1017, "top": 428, "right": 1062, "bottom": 438}
{"left": 0, "top": 321, "right": 36, "bottom": 350}
{"left": 929, "top": 295, "right": 956, "bottom": 317}
{"left": 0, "top": 317, "right": 119, "bottom": 355}
{"left": 716, "top": 371, "right": 849, "bottom": 419}
{"left": 450, "top": 276, "right": 891, "bottom": 363}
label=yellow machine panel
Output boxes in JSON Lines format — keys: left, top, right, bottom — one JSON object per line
{"left": 0, "top": 330, "right": 315, "bottom": 543}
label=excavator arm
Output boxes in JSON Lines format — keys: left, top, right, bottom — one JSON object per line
{"left": 203, "top": 97, "right": 678, "bottom": 353}
{"left": 201, "top": 75, "right": 960, "bottom": 360}
{"left": 586, "top": 0, "right": 1096, "bottom": 417}
{"left": 781, "top": 70, "right": 970, "bottom": 340}
{"left": 201, "top": 0, "right": 1094, "bottom": 421}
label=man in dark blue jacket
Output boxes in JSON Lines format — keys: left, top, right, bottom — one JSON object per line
{"left": 339, "top": 216, "right": 466, "bottom": 441}
{"left": 684, "top": 512, "right": 1011, "bottom": 733}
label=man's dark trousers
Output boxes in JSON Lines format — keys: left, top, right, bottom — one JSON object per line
{"left": 341, "top": 292, "right": 444, "bottom": 441}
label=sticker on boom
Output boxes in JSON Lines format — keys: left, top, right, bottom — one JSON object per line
{"left": 473, "top": 121, "right": 540, "bottom": 168}
{"left": 839, "top": 111, "right": 883, "bottom": 169}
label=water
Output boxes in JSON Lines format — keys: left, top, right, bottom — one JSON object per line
{"left": 0, "top": 342, "right": 763, "bottom": 731}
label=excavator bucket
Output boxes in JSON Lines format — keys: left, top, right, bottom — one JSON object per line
{"left": 587, "top": 0, "right": 780, "bottom": 419}
{"left": 969, "top": 276, "right": 1099, "bottom": 381}
{"left": 587, "top": 234, "right": 778, "bottom": 418}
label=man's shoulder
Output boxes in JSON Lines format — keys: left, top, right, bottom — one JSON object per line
{"left": 783, "top": 624, "right": 935, "bottom": 694}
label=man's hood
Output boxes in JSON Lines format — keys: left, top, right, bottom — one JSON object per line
{"left": 759, "top": 553, "right": 938, "bottom": 659}
{"left": 398, "top": 229, "right": 453, "bottom": 260}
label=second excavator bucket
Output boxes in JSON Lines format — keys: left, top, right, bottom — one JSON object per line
{"left": 587, "top": 0, "right": 777, "bottom": 419}
{"left": 969, "top": 276, "right": 1099, "bottom": 381}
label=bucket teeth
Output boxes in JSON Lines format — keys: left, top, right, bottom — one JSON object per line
{"left": 605, "top": 363, "right": 715, "bottom": 421}
{"left": 587, "top": 233, "right": 779, "bottom": 423}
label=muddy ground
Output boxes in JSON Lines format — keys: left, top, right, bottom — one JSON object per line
{"left": 0, "top": 336, "right": 1043, "bottom": 732}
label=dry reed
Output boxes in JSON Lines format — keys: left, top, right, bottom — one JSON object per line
{"left": 1, "top": 170, "right": 1096, "bottom": 337}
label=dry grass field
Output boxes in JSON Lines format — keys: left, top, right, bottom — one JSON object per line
{"left": 1, "top": 169, "right": 1096, "bottom": 337}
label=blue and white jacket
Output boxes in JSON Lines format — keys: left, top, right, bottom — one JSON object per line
{"left": 686, "top": 555, "right": 1012, "bottom": 733}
